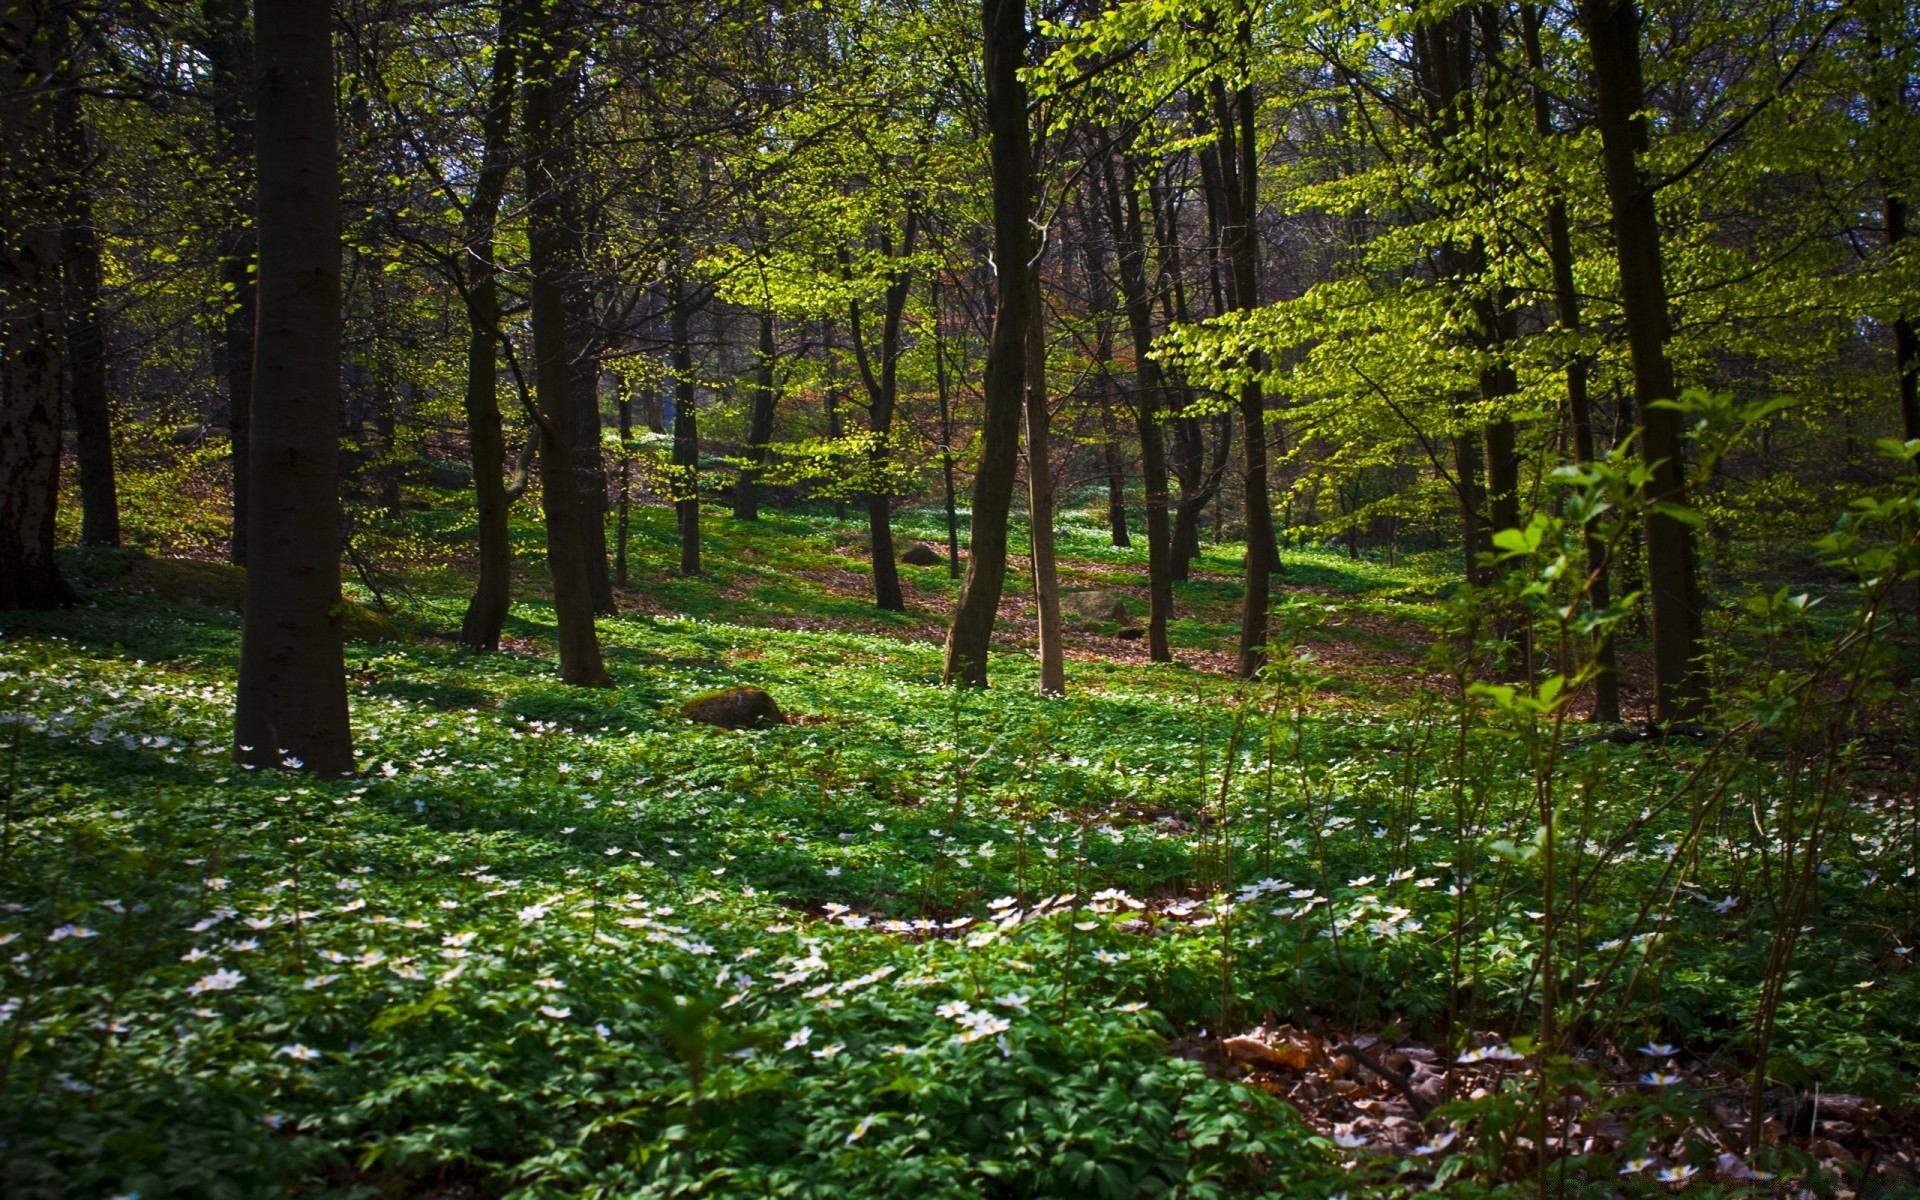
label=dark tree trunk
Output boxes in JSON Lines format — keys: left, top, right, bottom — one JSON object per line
{"left": 56, "top": 88, "right": 119, "bottom": 547}
{"left": 670, "top": 276, "right": 700, "bottom": 576}
{"left": 1, "top": 0, "right": 73, "bottom": 608}
{"left": 734, "top": 311, "right": 777, "bottom": 520}
{"left": 1209, "top": 58, "right": 1274, "bottom": 679}
{"left": 1583, "top": 0, "right": 1702, "bottom": 721}
{"left": 1101, "top": 150, "right": 1173, "bottom": 658}
{"left": 932, "top": 280, "right": 962, "bottom": 579}
{"left": 1027, "top": 263, "right": 1065, "bottom": 695}
{"left": 944, "top": 0, "right": 1031, "bottom": 687}
{"left": 1523, "top": 3, "right": 1619, "bottom": 721}
{"left": 456, "top": 0, "right": 520, "bottom": 651}
{"left": 522, "top": 0, "right": 607, "bottom": 687}
{"left": 1100, "top": 397, "right": 1130, "bottom": 548}
{"left": 616, "top": 388, "right": 631, "bottom": 584}
{"left": 197, "top": 0, "right": 256, "bottom": 566}
{"left": 233, "top": 0, "right": 354, "bottom": 772}
{"left": 848, "top": 215, "right": 917, "bottom": 612}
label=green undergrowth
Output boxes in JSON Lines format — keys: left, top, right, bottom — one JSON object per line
{"left": 1, "top": 509, "right": 1915, "bottom": 1198}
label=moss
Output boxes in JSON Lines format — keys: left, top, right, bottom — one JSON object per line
{"left": 676, "top": 685, "right": 784, "bottom": 730}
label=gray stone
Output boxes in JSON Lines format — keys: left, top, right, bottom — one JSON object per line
{"left": 1060, "top": 590, "right": 1128, "bottom": 623}
{"left": 900, "top": 542, "right": 942, "bottom": 567}
{"left": 677, "top": 686, "right": 784, "bottom": 730}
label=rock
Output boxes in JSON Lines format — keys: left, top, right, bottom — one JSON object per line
{"left": 677, "top": 686, "right": 784, "bottom": 730}
{"left": 1116, "top": 627, "right": 1145, "bottom": 640}
{"left": 336, "top": 601, "right": 402, "bottom": 644}
{"left": 1060, "top": 590, "right": 1128, "bottom": 623}
{"left": 900, "top": 542, "right": 942, "bottom": 567}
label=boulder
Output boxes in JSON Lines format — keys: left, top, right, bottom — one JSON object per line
{"left": 1060, "top": 590, "right": 1128, "bottom": 623}
{"left": 899, "top": 542, "right": 942, "bottom": 567}
{"left": 89, "top": 552, "right": 400, "bottom": 642}
{"left": 1116, "top": 627, "right": 1145, "bottom": 641}
{"left": 677, "top": 685, "right": 784, "bottom": 730}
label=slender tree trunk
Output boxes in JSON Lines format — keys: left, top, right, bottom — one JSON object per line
{"left": 933, "top": 280, "right": 962, "bottom": 579}
{"left": 1893, "top": 195, "right": 1919, "bottom": 448}
{"left": 56, "top": 88, "right": 119, "bottom": 547}
{"left": 569, "top": 342, "right": 613, "bottom": 613}
{"left": 233, "top": 0, "right": 354, "bottom": 771}
{"left": 1523, "top": 3, "right": 1620, "bottom": 721}
{"left": 1583, "top": 0, "right": 1701, "bottom": 721}
{"left": 848, "top": 218, "right": 916, "bottom": 612}
{"left": 670, "top": 276, "right": 700, "bottom": 576}
{"left": 616, "top": 387, "right": 630, "bottom": 584}
{"left": 1207, "top": 16, "right": 1275, "bottom": 680}
{"left": 458, "top": 0, "right": 519, "bottom": 650}
{"left": 522, "top": 0, "right": 607, "bottom": 687}
{"left": 734, "top": 311, "right": 777, "bottom": 520}
{"left": 1100, "top": 399, "right": 1130, "bottom": 548}
{"left": 1, "top": 0, "right": 73, "bottom": 608}
{"left": 944, "top": 0, "right": 1031, "bottom": 687}
{"left": 198, "top": 0, "right": 256, "bottom": 566}
{"left": 1101, "top": 151, "right": 1173, "bottom": 658}
{"left": 1027, "top": 266, "right": 1065, "bottom": 695}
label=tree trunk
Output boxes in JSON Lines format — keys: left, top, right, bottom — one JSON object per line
{"left": 233, "top": 0, "right": 354, "bottom": 772}
{"left": 1523, "top": 3, "right": 1619, "bottom": 721}
{"left": 1, "top": 0, "right": 73, "bottom": 609}
{"left": 733, "top": 311, "right": 777, "bottom": 520}
{"left": 670, "top": 276, "right": 700, "bottom": 576}
{"left": 848, "top": 216, "right": 916, "bottom": 612}
{"left": 1027, "top": 266, "right": 1065, "bottom": 695}
{"left": 523, "top": 0, "right": 607, "bottom": 687}
{"left": 1212, "top": 61, "right": 1274, "bottom": 679}
{"left": 1583, "top": 0, "right": 1702, "bottom": 721}
{"left": 932, "top": 280, "right": 962, "bottom": 579}
{"left": 1101, "top": 150, "right": 1173, "bottom": 659}
{"left": 197, "top": 0, "right": 256, "bottom": 566}
{"left": 944, "top": 0, "right": 1031, "bottom": 687}
{"left": 56, "top": 87, "right": 119, "bottom": 547}
{"left": 458, "top": 0, "right": 519, "bottom": 651}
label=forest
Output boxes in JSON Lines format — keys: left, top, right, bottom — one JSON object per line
{"left": 2, "top": 0, "right": 1918, "bottom": 1194}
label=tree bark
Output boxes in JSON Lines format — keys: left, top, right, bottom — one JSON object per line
{"left": 523, "top": 0, "right": 608, "bottom": 686}
{"left": 1027, "top": 265, "right": 1065, "bottom": 695}
{"left": 1210, "top": 48, "right": 1273, "bottom": 679}
{"left": 1523, "top": 2, "right": 1620, "bottom": 721}
{"left": 197, "top": 0, "right": 257, "bottom": 566}
{"left": 56, "top": 85, "right": 119, "bottom": 547}
{"left": 669, "top": 275, "right": 700, "bottom": 576}
{"left": 456, "top": 0, "right": 520, "bottom": 651}
{"left": 944, "top": 0, "right": 1031, "bottom": 687}
{"left": 932, "top": 279, "right": 962, "bottom": 579}
{"left": 1583, "top": 0, "right": 1702, "bottom": 721}
{"left": 1101, "top": 150, "right": 1173, "bottom": 659}
{"left": 1, "top": 0, "right": 73, "bottom": 608}
{"left": 847, "top": 215, "right": 917, "bottom": 612}
{"left": 233, "top": 0, "right": 354, "bottom": 772}
{"left": 734, "top": 311, "right": 777, "bottom": 520}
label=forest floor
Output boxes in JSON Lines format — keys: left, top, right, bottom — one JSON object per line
{"left": 1, "top": 501, "right": 1915, "bottom": 1198}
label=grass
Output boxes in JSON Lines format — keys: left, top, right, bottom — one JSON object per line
{"left": 1, "top": 498, "right": 1915, "bottom": 1198}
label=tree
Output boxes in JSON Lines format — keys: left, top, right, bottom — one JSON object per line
{"left": 232, "top": 0, "right": 354, "bottom": 773}
{"left": 1, "top": 0, "right": 75, "bottom": 609}
{"left": 944, "top": 0, "right": 1032, "bottom": 687}
{"left": 521, "top": 0, "right": 609, "bottom": 686}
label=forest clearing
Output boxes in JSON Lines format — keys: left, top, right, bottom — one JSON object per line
{"left": 2, "top": 0, "right": 1919, "bottom": 1194}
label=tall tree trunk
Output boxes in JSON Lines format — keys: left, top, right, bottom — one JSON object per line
{"left": 456, "top": 0, "right": 519, "bottom": 651}
{"left": 1, "top": 0, "right": 73, "bottom": 608}
{"left": 1101, "top": 150, "right": 1173, "bottom": 658}
{"left": 1212, "top": 58, "right": 1274, "bottom": 679}
{"left": 56, "top": 87, "right": 119, "bottom": 547}
{"left": 1027, "top": 266, "right": 1065, "bottom": 695}
{"left": 669, "top": 275, "right": 700, "bottom": 576}
{"left": 1523, "top": 3, "right": 1620, "bottom": 721}
{"left": 522, "top": 0, "right": 607, "bottom": 687}
{"left": 198, "top": 0, "right": 256, "bottom": 566}
{"left": 848, "top": 216, "right": 916, "bottom": 612}
{"left": 734, "top": 311, "right": 777, "bottom": 520}
{"left": 932, "top": 279, "right": 962, "bottom": 579}
{"left": 233, "top": 0, "right": 354, "bottom": 772}
{"left": 1583, "top": 0, "right": 1702, "bottom": 721}
{"left": 1100, "top": 393, "right": 1130, "bottom": 548}
{"left": 944, "top": 0, "right": 1031, "bottom": 687}
{"left": 552, "top": 56, "right": 611, "bottom": 615}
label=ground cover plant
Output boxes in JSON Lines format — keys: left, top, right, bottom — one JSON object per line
{"left": 6, "top": 453, "right": 1920, "bottom": 1197}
